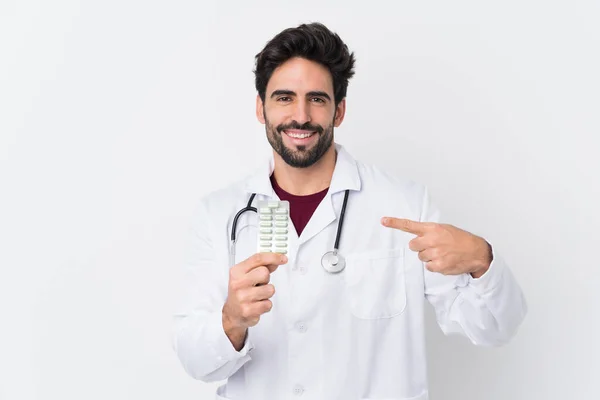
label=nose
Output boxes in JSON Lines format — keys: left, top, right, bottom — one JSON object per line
{"left": 290, "top": 100, "right": 311, "bottom": 125}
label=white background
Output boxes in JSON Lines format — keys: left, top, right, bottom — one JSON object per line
{"left": 1, "top": 1, "right": 598, "bottom": 399}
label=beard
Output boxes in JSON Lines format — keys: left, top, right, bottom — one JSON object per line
{"left": 264, "top": 112, "right": 334, "bottom": 168}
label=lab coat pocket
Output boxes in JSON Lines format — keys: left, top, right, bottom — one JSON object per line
{"left": 344, "top": 247, "right": 407, "bottom": 319}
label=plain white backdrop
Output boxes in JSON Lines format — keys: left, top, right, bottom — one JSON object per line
{"left": 1, "top": 1, "right": 598, "bottom": 399}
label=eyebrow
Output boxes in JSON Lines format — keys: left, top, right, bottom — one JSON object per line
{"left": 270, "top": 89, "right": 331, "bottom": 101}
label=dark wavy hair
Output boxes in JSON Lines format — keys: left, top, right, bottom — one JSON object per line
{"left": 253, "top": 22, "right": 356, "bottom": 106}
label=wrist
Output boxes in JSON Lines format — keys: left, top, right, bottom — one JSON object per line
{"left": 222, "top": 308, "right": 247, "bottom": 351}
{"left": 470, "top": 238, "right": 492, "bottom": 278}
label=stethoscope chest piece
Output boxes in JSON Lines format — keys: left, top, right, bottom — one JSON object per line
{"left": 321, "top": 250, "right": 346, "bottom": 273}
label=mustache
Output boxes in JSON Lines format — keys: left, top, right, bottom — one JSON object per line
{"left": 276, "top": 121, "right": 324, "bottom": 134}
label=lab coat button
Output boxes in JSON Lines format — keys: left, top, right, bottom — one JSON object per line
{"left": 293, "top": 384, "right": 304, "bottom": 395}
{"left": 295, "top": 321, "right": 307, "bottom": 333}
{"left": 299, "top": 266, "right": 307, "bottom": 274}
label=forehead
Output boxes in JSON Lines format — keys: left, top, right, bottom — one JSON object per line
{"left": 266, "top": 57, "right": 334, "bottom": 95}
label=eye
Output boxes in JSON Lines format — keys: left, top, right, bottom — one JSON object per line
{"left": 310, "top": 97, "right": 325, "bottom": 103}
{"left": 277, "top": 96, "right": 292, "bottom": 102}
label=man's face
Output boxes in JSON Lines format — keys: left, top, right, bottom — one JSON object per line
{"left": 256, "top": 57, "right": 345, "bottom": 168}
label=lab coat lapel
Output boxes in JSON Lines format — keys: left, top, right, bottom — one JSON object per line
{"left": 243, "top": 155, "right": 276, "bottom": 198}
{"left": 297, "top": 194, "right": 336, "bottom": 246}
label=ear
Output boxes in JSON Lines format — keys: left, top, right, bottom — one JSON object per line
{"left": 333, "top": 98, "right": 346, "bottom": 127}
{"left": 256, "top": 94, "right": 265, "bottom": 124}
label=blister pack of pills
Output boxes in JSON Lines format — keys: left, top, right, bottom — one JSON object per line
{"left": 257, "top": 200, "right": 290, "bottom": 254}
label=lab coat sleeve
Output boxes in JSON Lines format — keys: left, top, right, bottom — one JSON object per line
{"left": 420, "top": 186, "right": 528, "bottom": 346}
{"left": 171, "top": 200, "right": 254, "bottom": 382}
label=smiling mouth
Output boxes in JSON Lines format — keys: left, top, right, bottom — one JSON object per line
{"left": 283, "top": 129, "right": 316, "bottom": 139}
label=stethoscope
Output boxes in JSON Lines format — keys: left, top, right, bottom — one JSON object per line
{"left": 229, "top": 190, "right": 350, "bottom": 273}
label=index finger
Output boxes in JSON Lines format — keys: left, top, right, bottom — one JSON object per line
{"left": 240, "top": 252, "right": 288, "bottom": 274}
{"left": 381, "top": 217, "right": 431, "bottom": 236}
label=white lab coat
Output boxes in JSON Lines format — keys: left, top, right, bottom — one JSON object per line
{"left": 172, "top": 143, "right": 527, "bottom": 400}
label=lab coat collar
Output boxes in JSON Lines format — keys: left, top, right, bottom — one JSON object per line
{"left": 243, "top": 142, "right": 362, "bottom": 197}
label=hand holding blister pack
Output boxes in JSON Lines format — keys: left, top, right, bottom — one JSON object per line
{"left": 257, "top": 200, "right": 290, "bottom": 254}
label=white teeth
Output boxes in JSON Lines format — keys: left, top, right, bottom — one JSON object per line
{"left": 287, "top": 132, "right": 313, "bottom": 139}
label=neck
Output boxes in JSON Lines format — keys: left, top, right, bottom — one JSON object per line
{"left": 272, "top": 145, "right": 337, "bottom": 196}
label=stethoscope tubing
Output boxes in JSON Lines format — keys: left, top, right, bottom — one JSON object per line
{"left": 229, "top": 190, "right": 349, "bottom": 272}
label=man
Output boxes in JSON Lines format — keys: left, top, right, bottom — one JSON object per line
{"left": 172, "top": 22, "right": 527, "bottom": 400}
